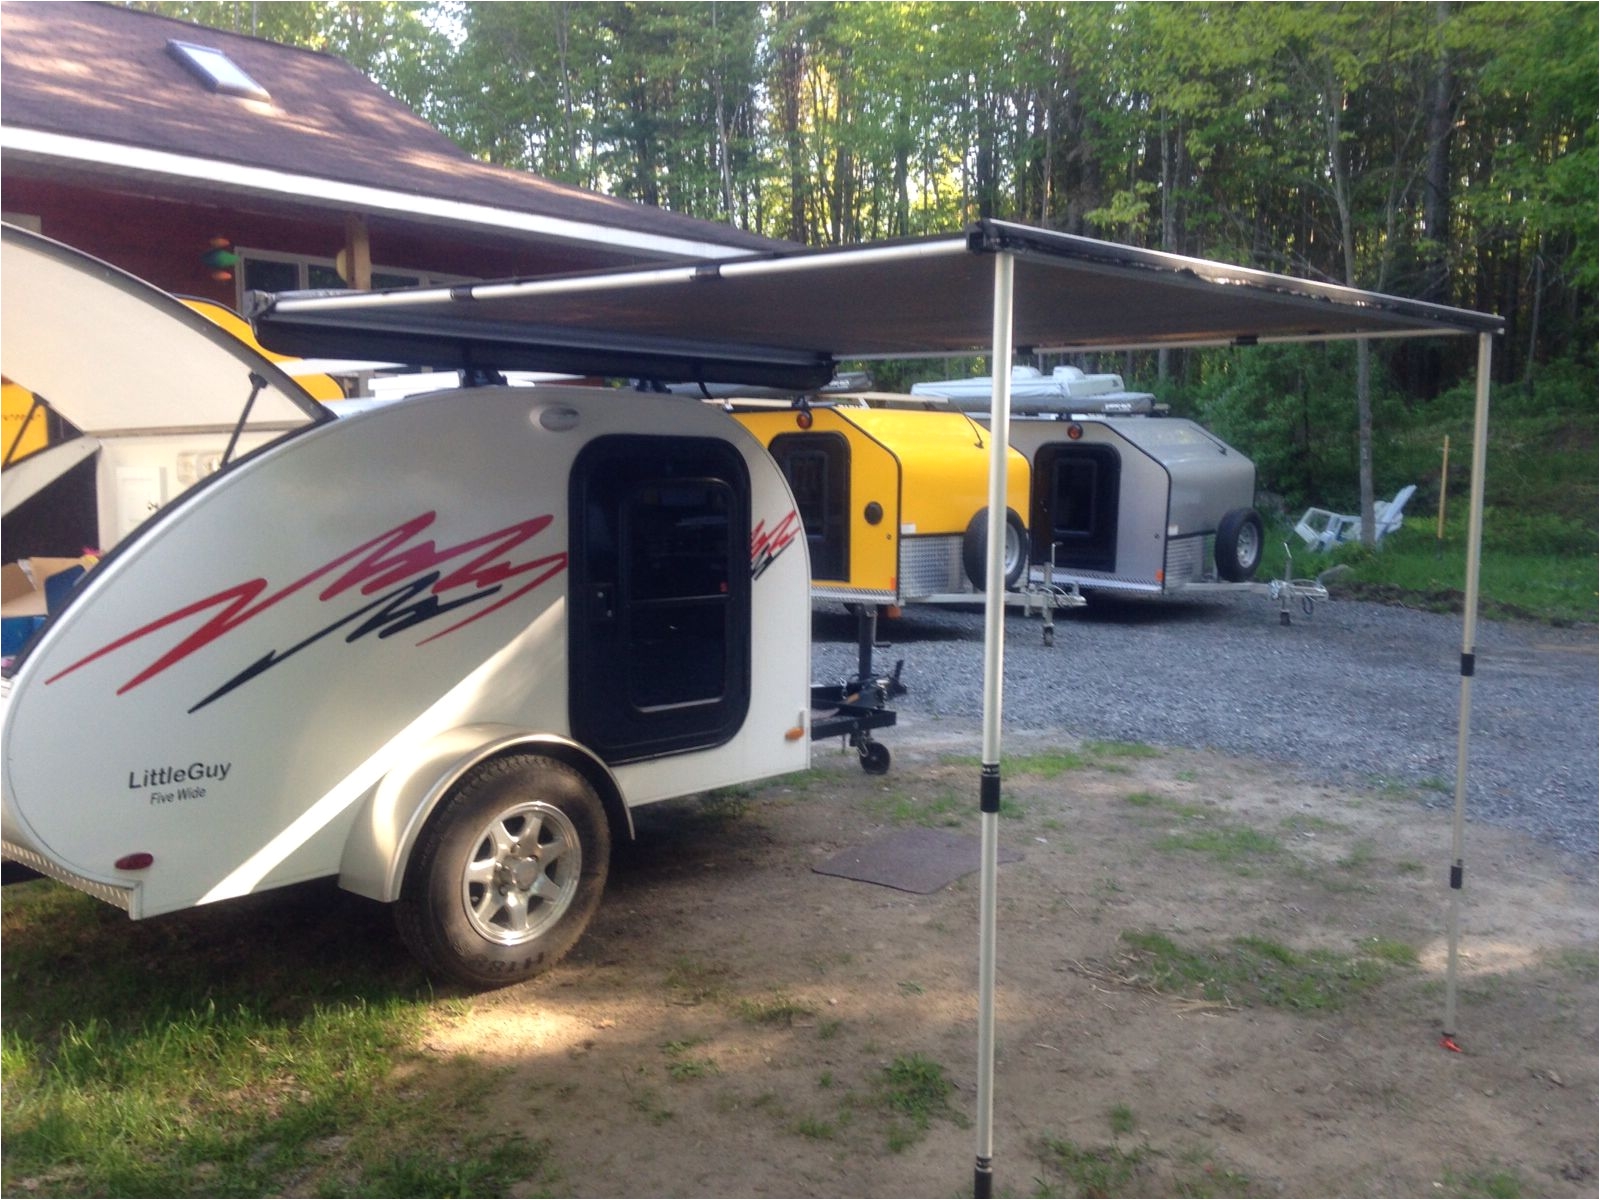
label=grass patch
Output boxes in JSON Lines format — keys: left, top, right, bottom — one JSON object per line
{"left": 874, "top": 1053, "right": 961, "bottom": 1151}
{"left": 863, "top": 787, "right": 969, "bottom": 827}
{"left": 1442, "top": 1163, "right": 1528, "bottom": 1198}
{"left": 1279, "top": 813, "right": 1349, "bottom": 836}
{"left": 1166, "top": 1143, "right": 1256, "bottom": 1197}
{"left": 663, "top": 956, "right": 734, "bottom": 1004}
{"left": 0, "top": 880, "right": 555, "bottom": 1198}
{"left": 943, "top": 741, "right": 1161, "bottom": 780}
{"left": 1544, "top": 946, "right": 1600, "bottom": 977}
{"left": 1107, "top": 1103, "right": 1136, "bottom": 1136}
{"left": 1156, "top": 824, "right": 1282, "bottom": 864}
{"left": 1337, "top": 839, "right": 1379, "bottom": 872}
{"left": 661, "top": 1038, "right": 718, "bottom": 1081}
{"left": 691, "top": 786, "right": 754, "bottom": 824}
{"left": 1035, "top": 1135, "right": 1152, "bottom": 1197}
{"left": 735, "top": 993, "right": 816, "bottom": 1026}
{"left": 792, "top": 1115, "right": 839, "bottom": 1140}
{"left": 1117, "top": 929, "right": 1411, "bottom": 1011}
{"left": 1082, "top": 739, "right": 1163, "bottom": 762}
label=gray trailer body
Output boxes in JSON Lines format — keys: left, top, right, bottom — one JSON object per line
{"left": 1006, "top": 415, "right": 1256, "bottom": 595}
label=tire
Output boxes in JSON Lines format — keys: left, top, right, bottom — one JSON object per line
{"left": 859, "top": 740, "right": 891, "bottom": 775}
{"left": 1215, "top": 507, "right": 1265, "bottom": 582}
{"left": 396, "top": 754, "right": 610, "bottom": 989}
{"left": 962, "top": 508, "right": 1029, "bottom": 591}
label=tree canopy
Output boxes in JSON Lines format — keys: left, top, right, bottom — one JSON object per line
{"left": 138, "top": 1, "right": 1596, "bottom": 386}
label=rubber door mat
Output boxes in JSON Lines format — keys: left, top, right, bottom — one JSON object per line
{"left": 812, "top": 827, "right": 1024, "bottom": 894}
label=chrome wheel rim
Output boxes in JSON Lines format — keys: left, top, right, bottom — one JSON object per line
{"left": 1237, "top": 522, "right": 1261, "bottom": 570}
{"left": 1004, "top": 523, "right": 1024, "bottom": 577}
{"left": 460, "top": 800, "right": 581, "bottom": 945}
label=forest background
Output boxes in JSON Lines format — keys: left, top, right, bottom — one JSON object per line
{"left": 138, "top": 1, "right": 1596, "bottom": 553}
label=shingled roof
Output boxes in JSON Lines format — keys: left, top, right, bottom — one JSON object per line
{"left": 0, "top": 1, "right": 786, "bottom": 261}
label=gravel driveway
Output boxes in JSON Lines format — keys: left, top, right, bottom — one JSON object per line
{"left": 812, "top": 590, "right": 1598, "bottom": 861}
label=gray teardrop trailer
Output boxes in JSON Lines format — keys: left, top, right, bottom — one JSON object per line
{"left": 909, "top": 371, "right": 1262, "bottom": 595}
{"left": 1009, "top": 413, "right": 1262, "bottom": 595}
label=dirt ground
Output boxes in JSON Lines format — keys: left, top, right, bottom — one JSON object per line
{"left": 418, "top": 728, "right": 1599, "bottom": 1199}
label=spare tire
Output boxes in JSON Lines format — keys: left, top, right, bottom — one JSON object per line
{"left": 1215, "top": 507, "right": 1265, "bottom": 582}
{"left": 962, "top": 508, "right": 1029, "bottom": 591}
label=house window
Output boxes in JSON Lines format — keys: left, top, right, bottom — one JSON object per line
{"left": 236, "top": 250, "right": 469, "bottom": 306}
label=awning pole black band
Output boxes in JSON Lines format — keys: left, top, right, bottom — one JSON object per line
{"left": 980, "top": 765, "right": 1001, "bottom": 814}
{"left": 1460, "top": 651, "right": 1476, "bottom": 677}
{"left": 1450, "top": 862, "right": 1464, "bottom": 890}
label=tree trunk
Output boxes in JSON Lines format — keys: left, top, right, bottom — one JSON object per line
{"left": 1322, "top": 67, "right": 1376, "bottom": 546}
{"left": 1422, "top": 2, "right": 1454, "bottom": 299}
{"left": 774, "top": 4, "right": 808, "bottom": 244}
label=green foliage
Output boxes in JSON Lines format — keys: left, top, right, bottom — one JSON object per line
{"left": 873, "top": 1053, "right": 961, "bottom": 1151}
{"left": 1117, "top": 929, "right": 1413, "bottom": 1011}
{"left": 1035, "top": 1135, "right": 1152, "bottom": 1197}
{"left": 142, "top": 2, "right": 1596, "bottom": 377}
{"left": 734, "top": 993, "right": 816, "bottom": 1026}
{"left": 0, "top": 880, "right": 551, "bottom": 1198}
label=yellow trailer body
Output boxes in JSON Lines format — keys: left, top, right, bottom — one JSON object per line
{"left": 730, "top": 402, "right": 1029, "bottom": 605}
{"left": 2, "top": 381, "right": 49, "bottom": 461}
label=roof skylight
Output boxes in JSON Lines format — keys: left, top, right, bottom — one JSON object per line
{"left": 166, "top": 40, "right": 270, "bottom": 102}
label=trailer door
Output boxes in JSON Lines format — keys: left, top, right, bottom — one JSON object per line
{"left": 767, "top": 431, "right": 849, "bottom": 582}
{"left": 569, "top": 435, "right": 752, "bottom": 763}
{"left": 1032, "top": 443, "right": 1121, "bottom": 573}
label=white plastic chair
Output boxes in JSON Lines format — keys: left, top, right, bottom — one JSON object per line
{"left": 1294, "top": 484, "right": 1417, "bottom": 552}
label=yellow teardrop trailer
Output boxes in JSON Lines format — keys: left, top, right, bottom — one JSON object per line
{"left": 726, "top": 399, "right": 1035, "bottom": 609}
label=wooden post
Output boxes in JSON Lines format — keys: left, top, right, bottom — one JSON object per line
{"left": 338, "top": 214, "right": 372, "bottom": 290}
{"left": 1435, "top": 434, "right": 1450, "bottom": 556}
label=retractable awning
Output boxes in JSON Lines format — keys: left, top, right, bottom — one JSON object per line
{"left": 248, "top": 219, "right": 1502, "bottom": 389}
{"left": 250, "top": 218, "right": 1504, "bottom": 1198}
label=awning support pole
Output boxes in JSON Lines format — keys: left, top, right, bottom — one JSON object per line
{"left": 974, "top": 251, "right": 1015, "bottom": 1199}
{"left": 1442, "top": 331, "right": 1492, "bottom": 1044}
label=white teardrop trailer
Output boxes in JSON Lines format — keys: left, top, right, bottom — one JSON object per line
{"left": 0, "top": 226, "right": 895, "bottom": 987}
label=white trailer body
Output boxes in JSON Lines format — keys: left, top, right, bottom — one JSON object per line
{"left": 1006, "top": 414, "right": 1261, "bottom": 594}
{"left": 1, "top": 227, "right": 811, "bottom": 986}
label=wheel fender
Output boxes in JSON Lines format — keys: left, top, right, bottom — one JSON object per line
{"left": 338, "top": 725, "right": 631, "bottom": 904}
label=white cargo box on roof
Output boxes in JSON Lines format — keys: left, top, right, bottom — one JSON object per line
{"left": 911, "top": 365, "right": 1158, "bottom": 415}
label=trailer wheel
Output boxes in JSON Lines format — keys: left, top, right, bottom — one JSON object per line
{"left": 396, "top": 754, "right": 610, "bottom": 989}
{"left": 859, "top": 740, "right": 891, "bottom": 775}
{"left": 1215, "top": 507, "right": 1265, "bottom": 582}
{"left": 962, "top": 508, "right": 1029, "bottom": 591}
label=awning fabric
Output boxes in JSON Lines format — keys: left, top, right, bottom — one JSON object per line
{"left": 248, "top": 219, "right": 1503, "bottom": 389}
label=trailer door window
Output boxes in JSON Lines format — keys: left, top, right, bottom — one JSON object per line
{"left": 570, "top": 436, "right": 752, "bottom": 763}
{"left": 768, "top": 432, "right": 849, "bottom": 581}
